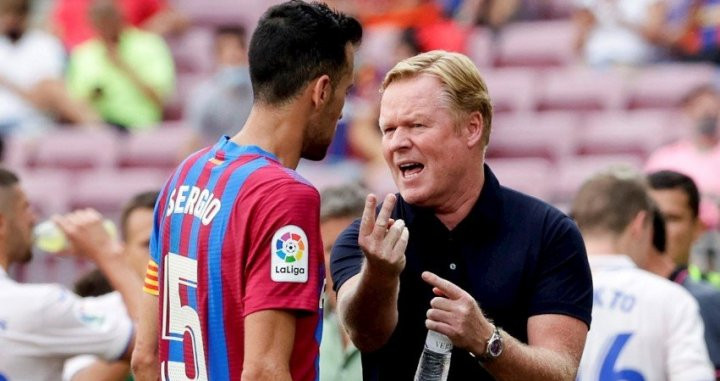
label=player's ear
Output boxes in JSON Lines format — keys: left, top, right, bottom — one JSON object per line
{"left": 310, "top": 74, "right": 332, "bottom": 109}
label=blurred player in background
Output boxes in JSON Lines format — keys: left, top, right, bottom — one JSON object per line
{"left": 131, "top": 1, "right": 362, "bottom": 380}
{"left": 319, "top": 184, "right": 365, "bottom": 381}
{"left": 0, "top": 168, "right": 138, "bottom": 381}
{"left": 63, "top": 191, "right": 158, "bottom": 381}
{"left": 573, "top": 171, "right": 714, "bottom": 380}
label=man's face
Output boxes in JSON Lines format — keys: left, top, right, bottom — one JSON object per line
{"left": 649, "top": 188, "right": 700, "bottom": 266}
{"left": 123, "top": 208, "right": 153, "bottom": 278}
{"left": 216, "top": 34, "right": 247, "bottom": 67}
{"left": 320, "top": 216, "right": 355, "bottom": 311}
{"left": 302, "top": 44, "right": 355, "bottom": 161}
{"left": 379, "top": 74, "right": 472, "bottom": 208}
{"left": 5, "top": 185, "right": 35, "bottom": 265}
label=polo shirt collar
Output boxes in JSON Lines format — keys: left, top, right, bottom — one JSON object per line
{"left": 402, "top": 164, "right": 503, "bottom": 233}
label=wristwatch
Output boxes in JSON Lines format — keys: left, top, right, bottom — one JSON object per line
{"left": 470, "top": 324, "right": 503, "bottom": 363}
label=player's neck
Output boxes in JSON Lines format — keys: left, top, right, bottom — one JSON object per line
{"left": 232, "top": 103, "right": 307, "bottom": 169}
{"left": 642, "top": 254, "right": 676, "bottom": 279}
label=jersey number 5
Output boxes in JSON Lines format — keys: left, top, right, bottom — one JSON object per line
{"left": 161, "top": 253, "right": 209, "bottom": 381}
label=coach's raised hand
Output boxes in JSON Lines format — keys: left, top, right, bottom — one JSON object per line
{"left": 358, "top": 193, "right": 409, "bottom": 279}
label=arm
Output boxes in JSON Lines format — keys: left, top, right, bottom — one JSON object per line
{"left": 423, "top": 272, "right": 587, "bottom": 381}
{"left": 54, "top": 209, "right": 143, "bottom": 321}
{"left": 336, "top": 194, "right": 409, "bottom": 351}
{"left": 131, "top": 293, "right": 160, "bottom": 381}
{"left": 572, "top": 8, "right": 595, "bottom": 55}
{"left": 241, "top": 310, "right": 297, "bottom": 381}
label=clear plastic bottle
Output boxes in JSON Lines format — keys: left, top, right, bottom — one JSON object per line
{"left": 414, "top": 330, "right": 453, "bottom": 381}
{"left": 33, "top": 219, "right": 117, "bottom": 253}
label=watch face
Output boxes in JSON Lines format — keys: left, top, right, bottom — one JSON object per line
{"left": 489, "top": 337, "right": 503, "bottom": 357}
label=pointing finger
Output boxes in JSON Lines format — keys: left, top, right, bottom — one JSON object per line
{"left": 372, "top": 194, "right": 396, "bottom": 239}
{"left": 422, "top": 271, "right": 465, "bottom": 300}
{"left": 359, "top": 194, "right": 377, "bottom": 238}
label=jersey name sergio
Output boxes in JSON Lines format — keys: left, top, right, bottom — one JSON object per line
{"left": 165, "top": 185, "right": 221, "bottom": 225}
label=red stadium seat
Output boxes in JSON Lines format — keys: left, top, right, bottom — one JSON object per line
{"left": 626, "top": 63, "right": 717, "bottom": 109}
{"left": 118, "top": 122, "right": 193, "bottom": 172}
{"left": 486, "top": 157, "right": 554, "bottom": 201}
{"left": 68, "top": 169, "right": 169, "bottom": 215}
{"left": 487, "top": 111, "right": 579, "bottom": 162}
{"left": 577, "top": 110, "right": 680, "bottom": 157}
{"left": 482, "top": 68, "right": 537, "bottom": 113}
{"left": 495, "top": 21, "right": 576, "bottom": 67}
{"left": 536, "top": 67, "right": 625, "bottom": 112}
{"left": 30, "top": 128, "right": 119, "bottom": 171}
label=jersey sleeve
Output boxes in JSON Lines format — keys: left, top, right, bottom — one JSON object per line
{"left": 33, "top": 286, "right": 133, "bottom": 361}
{"left": 666, "top": 289, "right": 715, "bottom": 380}
{"left": 528, "top": 215, "right": 593, "bottom": 328}
{"left": 242, "top": 180, "right": 324, "bottom": 317}
{"left": 329, "top": 218, "right": 363, "bottom": 293}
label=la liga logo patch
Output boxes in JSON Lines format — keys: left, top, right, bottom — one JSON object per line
{"left": 271, "top": 225, "right": 308, "bottom": 283}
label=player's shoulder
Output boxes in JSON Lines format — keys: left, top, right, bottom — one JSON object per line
{"left": 0, "top": 282, "right": 75, "bottom": 315}
{"left": 631, "top": 269, "right": 698, "bottom": 307}
{"left": 245, "top": 162, "right": 319, "bottom": 197}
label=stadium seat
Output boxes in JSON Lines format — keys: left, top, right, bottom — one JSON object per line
{"left": 466, "top": 27, "right": 494, "bottom": 68}
{"left": 554, "top": 154, "right": 645, "bottom": 202}
{"left": 17, "top": 169, "right": 71, "bottom": 217}
{"left": 626, "top": 63, "right": 718, "bottom": 109}
{"left": 118, "top": 122, "right": 192, "bottom": 172}
{"left": 495, "top": 20, "right": 576, "bottom": 67}
{"left": 486, "top": 157, "right": 554, "bottom": 201}
{"left": 536, "top": 67, "right": 625, "bottom": 111}
{"left": 165, "top": 73, "right": 206, "bottom": 121}
{"left": 487, "top": 111, "right": 579, "bottom": 162}
{"left": 482, "top": 68, "right": 537, "bottom": 113}
{"left": 167, "top": 26, "right": 214, "bottom": 75}
{"left": 577, "top": 110, "right": 680, "bottom": 157}
{"left": 30, "top": 128, "right": 119, "bottom": 171}
{"left": 68, "top": 169, "right": 169, "bottom": 215}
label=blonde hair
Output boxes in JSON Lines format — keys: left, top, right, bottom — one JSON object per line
{"left": 381, "top": 50, "right": 493, "bottom": 146}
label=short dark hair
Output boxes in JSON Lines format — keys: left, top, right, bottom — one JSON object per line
{"left": 120, "top": 191, "right": 159, "bottom": 240}
{"left": 248, "top": 0, "right": 362, "bottom": 104}
{"left": 647, "top": 170, "right": 700, "bottom": 219}
{"left": 215, "top": 24, "right": 247, "bottom": 47}
{"left": 652, "top": 206, "right": 666, "bottom": 253}
{"left": 74, "top": 269, "right": 113, "bottom": 297}
{"left": 571, "top": 172, "right": 653, "bottom": 236}
{"left": 0, "top": 168, "right": 18, "bottom": 187}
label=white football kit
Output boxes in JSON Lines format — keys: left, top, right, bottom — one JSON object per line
{"left": 579, "top": 255, "right": 714, "bottom": 381}
{"left": 0, "top": 268, "right": 132, "bottom": 381}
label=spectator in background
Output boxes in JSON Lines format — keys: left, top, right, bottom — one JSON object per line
{"left": 0, "top": 0, "right": 99, "bottom": 137}
{"left": 648, "top": 170, "right": 720, "bottom": 286}
{"left": 320, "top": 184, "right": 365, "bottom": 381}
{"left": 646, "top": 85, "right": 720, "bottom": 231}
{"left": 452, "top": 0, "right": 521, "bottom": 29}
{"left": 573, "top": 0, "right": 668, "bottom": 67}
{"left": 63, "top": 191, "right": 158, "bottom": 381}
{"left": 183, "top": 25, "right": 253, "bottom": 155}
{"left": 666, "top": 0, "right": 720, "bottom": 64}
{"left": 67, "top": 0, "right": 175, "bottom": 132}
{"left": 642, "top": 194, "right": 720, "bottom": 376}
{"left": 0, "top": 168, "right": 139, "bottom": 381}
{"left": 53, "top": 0, "right": 188, "bottom": 51}
{"left": 572, "top": 171, "right": 714, "bottom": 380}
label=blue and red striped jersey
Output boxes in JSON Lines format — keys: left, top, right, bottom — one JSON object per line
{"left": 145, "top": 136, "right": 324, "bottom": 381}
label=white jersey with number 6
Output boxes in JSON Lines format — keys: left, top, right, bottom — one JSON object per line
{"left": 579, "top": 255, "right": 714, "bottom": 381}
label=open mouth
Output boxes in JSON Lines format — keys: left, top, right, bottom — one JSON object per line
{"left": 398, "top": 162, "right": 424, "bottom": 178}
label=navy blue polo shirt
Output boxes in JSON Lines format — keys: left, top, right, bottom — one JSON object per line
{"left": 330, "top": 164, "right": 593, "bottom": 381}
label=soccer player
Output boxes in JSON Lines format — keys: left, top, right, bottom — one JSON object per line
{"left": 130, "top": 2, "right": 362, "bottom": 380}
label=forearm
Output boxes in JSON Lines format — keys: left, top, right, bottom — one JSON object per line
{"left": 338, "top": 264, "right": 400, "bottom": 351}
{"left": 131, "top": 294, "right": 159, "bottom": 381}
{"left": 93, "top": 250, "right": 143, "bottom": 321}
{"left": 482, "top": 332, "right": 577, "bottom": 381}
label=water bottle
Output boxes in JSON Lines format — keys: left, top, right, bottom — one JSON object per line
{"left": 414, "top": 330, "right": 453, "bottom": 381}
{"left": 33, "top": 219, "right": 117, "bottom": 253}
